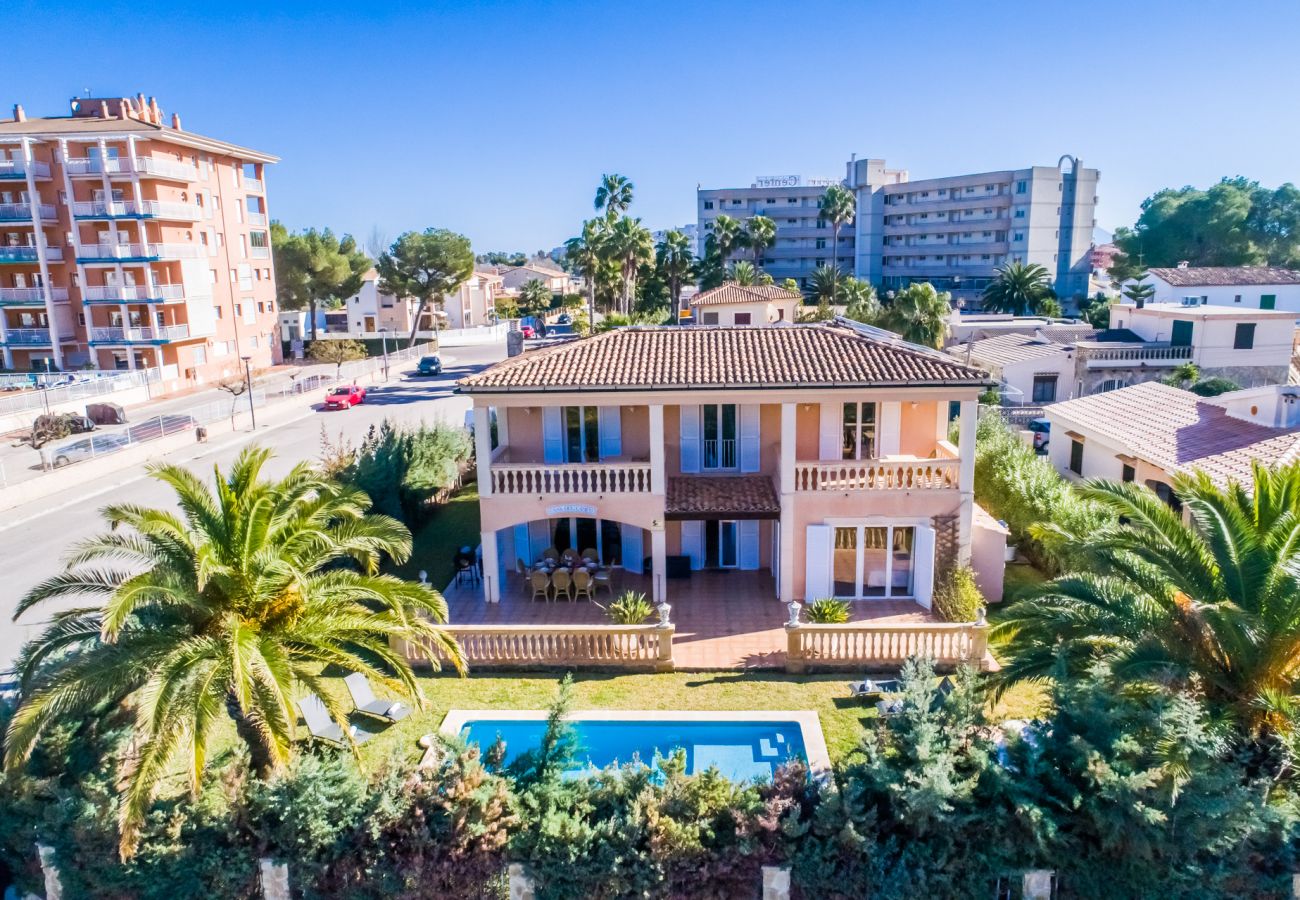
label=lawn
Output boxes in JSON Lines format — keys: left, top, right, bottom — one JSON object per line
{"left": 1001, "top": 560, "right": 1049, "bottom": 602}
{"left": 389, "top": 481, "right": 482, "bottom": 586}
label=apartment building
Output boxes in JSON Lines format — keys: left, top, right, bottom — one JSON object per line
{"left": 848, "top": 155, "right": 1099, "bottom": 311}
{"left": 1124, "top": 265, "right": 1300, "bottom": 314}
{"left": 460, "top": 320, "right": 1008, "bottom": 614}
{"left": 697, "top": 176, "right": 853, "bottom": 288}
{"left": 0, "top": 96, "right": 279, "bottom": 386}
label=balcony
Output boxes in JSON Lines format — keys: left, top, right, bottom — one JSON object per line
{"left": 0, "top": 160, "right": 50, "bottom": 180}
{"left": 0, "top": 203, "right": 56, "bottom": 223}
{"left": 2, "top": 328, "right": 58, "bottom": 345}
{"left": 791, "top": 458, "right": 960, "bottom": 492}
{"left": 0, "top": 287, "right": 68, "bottom": 305}
{"left": 89, "top": 324, "right": 192, "bottom": 344}
{"left": 64, "top": 157, "right": 198, "bottom": 181}
{"left": 244, "top": 178, "right": 264, "bottom": 193}
{"left": 76, "top": 243, "right": 202, "bottom": 263}
{"left": 72, "top": 200, "right": 202, "bottom": 221}
{"left": 489, "top": 461, "right": 654, "bottom": 495}
{"left": 250, "top": 246, "right": 271, "bottom": 259}
{"left": 0, "top": 246, "right": 63, "bottom": 264}
{"left": 247, "top": 212, "right": 268, "bottom": 226}
{"left": 82, "top": 284, "right": 189, "bottom": 304}
{"left": 1081, "top": 344, "right": 1193, "bottom": 367}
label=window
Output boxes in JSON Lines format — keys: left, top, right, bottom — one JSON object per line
{"left": 1233, "top": 322, "right": 1256, "bottom": 349}
{"left": 1261, "top": 294, "right": 1277, "bottom": 310}
{"left": 815, "top": 238, "right": 826, "bottom": 249}
{"left": 1069, "top": 439, "right": 1084, "bottom": 476}
{"left": 213, "top": 305, "right": 223, "bottom": 319}
{"left": 234, "top": 303, "right": 242, "bottom": 317}
{"left": 248, "top": 335, "right": 258, "bottom": 349}
{"left": 733, "top": 312, "right": 751, "bottom": 325}
{"left": 1234, "top": 294, "right": 1242, "bottom": 303}
{"left": 560, "top": 406, "right": 600, "bottom": 463}
{"left": 701, "top": 404, "right": 737, "bottom": 469}
{"left": 703, "top": 201, "right": 714, "bottom": 210}
{"left": 787, "top": 198, "right": 798, "bottom": 204}
{"left": 833, "top": 524, "right": 915, "bottom": 599}
{"left": 192, "top": 345, "right": 207, "bottom": 366}
{"left": 1121, "top": 464, "right": 1135, "bottom": 483}
{"left": 239, "top": 235, "right": 247, "bottom": 258}
{"left": 730, "top": 199, "right": 743, "bottom": 206}
{"left": 701, "top": 311, "right": 718, "bottom": 324}
{"left": 1014, "top": 209, "right": 1026, "bottom": 219}
{"left": 249, "top": 230, "right": 269, "bottom": 250}
{"left": 842, "top": 402, "right": 878, "bottom": 460}
{"left": 1147, "top": 480, "right": 1182, "bottom": 513}
{"left": 1031, "top": 374, "right": 1058, "bottom": 403}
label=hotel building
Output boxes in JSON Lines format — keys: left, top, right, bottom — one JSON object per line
{"left": 0, "top": 95, "right": 280, "bottom": 386}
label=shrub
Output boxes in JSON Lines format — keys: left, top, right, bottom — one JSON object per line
{"left": 804, "top": 598, "right": 850, "bottom": 624}
{"left": 342, "top": 419, "right": 473, "bottom": 524}
{"left": 932, "top": 565, "right": 984, "bottom": 622}
{"left": 1190, "top": 376, "right": 1241, "bottom": 397}
{"left": 604, "top": 590, "right": 654, "bottom": 625}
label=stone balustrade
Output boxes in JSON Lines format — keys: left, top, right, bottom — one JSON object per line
{"left": 785, "top": 620, "right": 990, "bottom": 673}
{"left": 489, "top": 461, "right": 654, "bottom": 495}
{"left": 791, "top": 458, "right": 960, "bottom": 492}
{"left": 408, "top": 623, "right": 675, "bottom": 672}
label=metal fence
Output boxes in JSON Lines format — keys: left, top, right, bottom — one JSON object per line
{"left": 0, "top": 369, "right": 162, "bottom": 417}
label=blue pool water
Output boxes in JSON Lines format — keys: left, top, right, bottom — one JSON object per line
{"left": 459, "top": 718, "right": 808, "bottom": 782}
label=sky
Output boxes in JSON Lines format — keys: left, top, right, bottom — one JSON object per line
{"left": 5, "top": 0, "right": 1299, "bottom": 255}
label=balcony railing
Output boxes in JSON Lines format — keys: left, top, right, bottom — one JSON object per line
{"left": 490, "top": 461, "right": 654, "bottom": 495}
{"left": 1082, "top": 344, "right": 1193, "bottom": 366}
{"left": 0, "top": 246, "right": 63, "bottom": 263}
{"left": 250, "top": 245, "right": 271, "bottom": 259}
{"left": 89, "top": 324, "right": 191, "bottom": 343}
{"left": 0, "top": 203, "right": 56, "bottom": 222}
{"left": 2, "top": 328, "right": 56, "bottom": 345}
{"left": 82, "top": 284, "right": 187, "bottom": 303}
{"left": 72, "top": 200, "right": 202, "bottom": 220}
{"left": 244, "top": 178, "right": 264, "bottom": 193}
{"left": 792, "top": 458, "right": 960, "bottom": 492}
{"left": 76, "top": 242, "right": 202, "bottom": 262}
{"left": 247, "top": 212, "right": 268, "bottom": 226}
{"left": 0, "top": 160, "right": 50, "bottom": 179}
{"left": 0, "top": 287, "right": 68, "bottom": 305}
{"left": 64, "top": 156, "right": 197, "bottom": 180}
{"left": 702, "top": 438, "right": 736, "bottom": 470}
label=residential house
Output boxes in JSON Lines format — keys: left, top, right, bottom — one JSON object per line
{"left": 690, "top": 283, "right": 802, "bottom": 325}
{"left": 1124, "top": 265, "right": 1300, "bottom": 314}
{"left": 499, "top": 263, "right": 574, "bottom": 296}
{"left": 948, "top": 332, "right": 1077, "bottom": 406}
{"left": 459, "top": 320, "right": 1007, "bottom": 613}
{"left": 1044, "top": 381, "right": 1300, "bottom": 507}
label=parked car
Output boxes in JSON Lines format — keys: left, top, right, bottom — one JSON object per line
{"left": 416, "top": 355, "right": 442, "bottom": 376}
{"left": 520, "top": 324, "right": 536, "bottom": 339}
{"left": 556, "top": 313, "right": 572, "bottom": 326}
{"left": 1027, "top": 417, "right": 1050, "bottom": 453}
{"left": 324, "top": 384, "right": 366, "bottom": 410}
{"left": 126, "top": 414, "right": 196, "bottom": 443}
{"left": 44, "top": 432, "right": 130, "bottom": 468}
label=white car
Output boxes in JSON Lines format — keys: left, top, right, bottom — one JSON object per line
{"left": 43, "top": 432, "right": 130, "bottom": 468}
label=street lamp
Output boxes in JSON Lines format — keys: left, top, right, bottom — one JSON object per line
{"left": 379, "top": 328, "right": 390, "bottom": 382}
{"left": 241, "top": 355, "right": 256, "bottom": 430}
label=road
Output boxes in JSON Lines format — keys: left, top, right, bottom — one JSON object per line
{"left": 0, "top": 341, "right": 506, "bottom": 673}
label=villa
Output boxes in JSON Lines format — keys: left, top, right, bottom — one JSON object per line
{"left": 689, "top": 283, "right": 802, "bottom": 325}
{"left": 458, "top": 320, "right": 1006, "bottom": 638}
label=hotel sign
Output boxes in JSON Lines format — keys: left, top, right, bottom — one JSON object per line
{"left": 546, "top": 503, "right": 597, "bottom": 517}
{"left": 753, "top": 176, "right": 839, "bottom": 189}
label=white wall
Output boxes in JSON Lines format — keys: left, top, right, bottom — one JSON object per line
{"left": 1044, "top": 414, "right": 1127, "bottom": 482}
{"left": 1143, "top": 277, "right": 1300, "bottom": 314}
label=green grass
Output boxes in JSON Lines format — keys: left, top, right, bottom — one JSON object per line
{"left": 389, "top": 482, "right": 481, "bottom": 585}
{"left": 1002, "top": 561, "right": 1049, "bottom": 603}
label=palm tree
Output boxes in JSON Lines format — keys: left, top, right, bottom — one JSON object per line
{"left": 840, "top": 278, "right": 880, "bottom": 324}
{"left": 709, "top": 214, "right": 743, "bottom": 267}
{"left": 1122, "top": 277, "right": 1156, "bottom": 309}
{"left": 605, "top": 216, "right": 654, "bottom": 314}
{"left": 818, "top": 183, "right": 856, "bottom": 277}
{"left": 994, "top": 462, "right": 1300, "bottom": 738}
{"left": 655, "top": 229, "right": 695, "bottom": 322}
{"left": 565, "top": 218, "right": 605, "bottom": 331}
{"left": 517, "top": 278, "right": 554, "bottom": 319}
{"left": 980, "top": 261, "right": 1055, "bottom": 315}
{"left": 594, "top": 174, "right": 634, "bottom": 222}
{"left": 878, "top": 282, "right": 951, "bottom": 348}
{"left": 4, "top": 449, "right": 463, "bottom": 857}
{"left": 744, "top": 215, "right": 776, "bottom": 272}
{"left": 730, "top": 260, "right": 757, "bottom": 285}
{"left": 807, "top": 264, "right": 842, "bottom": 305}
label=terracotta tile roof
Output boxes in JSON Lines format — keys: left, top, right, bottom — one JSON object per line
{"left": 459, "top": 322, "right": 991, "bottom": 392}
{"left": 665, "top": 475, "right": 780, "bottom": 519}
{"left": 1146, "top": 266, "right": 1300, "bottom": 287}
{"left": 1044, "top": 381, "right": 1300, "bottom": 487}
{"left": 950, "top": 333, "right": 1072, "bottom": 368}
{"left": 691, "top": 283, "right": 803, "bottom": 307}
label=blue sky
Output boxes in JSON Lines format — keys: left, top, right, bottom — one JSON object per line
{"left": 5, "top": 0, "right": 1298, "bottom": 254}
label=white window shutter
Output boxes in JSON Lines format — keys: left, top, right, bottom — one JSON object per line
{"left": 598, "top": 406, "right": 622, "bottom": 458}
{"left": 622, "top": 523, "right": 644, "bottom": 574}
{"left": 804, "top": 524, "right": 832, "bottom": 601}
{"left": 542, "top": 406, "right": 565, "bottom": 463}
{"left": 739, "top": 404, "right": 761, "bottom": 473}
{"left": 913, "top": 524, "right": 936, "bottom": 611}
{"left": 529, "top": 520, "right": 551, "bottom": 559}
{"left": 513, "top": 523, "right": 532, "bottom": 566}
{"left": 738, "top": 519, "right": 760, "bottom": 570}
{"left": 681, "top": 520, "right": 704, "bottom": 570}
{"left": 879, "top": 402, "right": 902, "bottom": 457}
{"left": 679, "top": 404, "right": 701, "bottom": 473}
{"left": 819, "top": 403, "right": 841, "bottom": 460}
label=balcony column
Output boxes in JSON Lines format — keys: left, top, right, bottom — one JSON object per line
{"left": 473, "top": 405, "right": 493, "bottom": 497}
{"left": 479, "top": 527, "right": 500, "bottom": 604}
{"left": 650, "top": 527, "right": 667, "bottom": 604}
{"left": 957, "top": 399, "right": 977, "bottom": 565}
{"left": 649, "top": 403, "right": 665, "bottom": 494}
{"left": 22, "top": 138, "right": 62, "bottom": 370}
{"left": 777, "top": 402, "right": 796, "bottom": 603}
{"left": 125, "top": 136, "right": 144, "bottom": 212}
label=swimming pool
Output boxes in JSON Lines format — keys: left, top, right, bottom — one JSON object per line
{"left": 440, "top": 710, "right": 831, "bottom": 783}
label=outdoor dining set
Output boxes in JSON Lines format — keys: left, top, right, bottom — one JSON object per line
{"left": 518, "top": 547, "right": 613, "bottom": 601}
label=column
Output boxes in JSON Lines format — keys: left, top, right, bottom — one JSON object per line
{"left": 777, "top": 403, "right": 797, "bottom": 602}
{"left": 473, "top": 405, "right": 493, "bottom": 497}
{"left": 648, "top": 403, "right": 665, "bottom": 494}
{"left": 23, "top": 138, "right": 62, "bottom": 370}
{"left": 650, "top": 527, "right": 667, "bottom": 604}
{"left": 957, "top": 398, "right": 976, "bottom": 564}
{"left": 479, "top": 527, "right": 499, "bottom": 603}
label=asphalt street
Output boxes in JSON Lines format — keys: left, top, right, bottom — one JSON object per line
{"left": 0, "top": 341, "right": 506, "bottom": 673}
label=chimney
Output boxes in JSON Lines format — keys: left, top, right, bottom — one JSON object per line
{"left": 171, "top": 112, "right": 182, "bottom": 131}
{"left": 99, "top": 100, "right": 109, "bottom": 118}
{"left": 119, "top": 97, "right": 132, "bottom": 119}
{"left": 149, "top": 97, "right": 160, "bottom": 124}
{"left": 136, "top": 93, "right": 146, "bottom": 115}
{"left": 12, "top": 104, "right": 24, "bottom": 122}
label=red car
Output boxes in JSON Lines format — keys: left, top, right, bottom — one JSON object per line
{"left": 520, "top": 324, "right": 536, "bottom": 339}
{"left": 324, "top": 384, "right": 366, "bottom": 410}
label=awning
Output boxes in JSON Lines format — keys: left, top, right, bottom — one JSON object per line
{"left": 665, "top": 475, "right": 780, "bottom": 521}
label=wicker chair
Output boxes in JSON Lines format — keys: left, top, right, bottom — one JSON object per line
{"left": 592, "top": 568, "right": 613, "bottom": 596}
{"left": 581, "top": 547, "right": 599, "bottom": 563}
{"left": 530, "top": 570, "right": 551, "bottom": 602}
{"left": 541, "top": 547, "right": 560, "bottom": 562}
{"left": 551, "top": 569, "right": 573, "bottom": 602}
{"left": 572, "top": 569, "right": 594, "bottom": 602}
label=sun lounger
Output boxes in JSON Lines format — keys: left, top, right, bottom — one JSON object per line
{"left": 344, "top": 673, "right": 411, "bottom": 723}
{"left": 298, "top": 693, "right": 374, "bottom": 747}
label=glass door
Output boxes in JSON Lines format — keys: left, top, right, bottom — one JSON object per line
{"left": 718, "top": 520, "right": 739, "bottom": 568}
{"left": 833, "top": 524, "right": 916, "bottom": 600}
{"left": 702, "top": 404, "right": 737, "bottom": 470}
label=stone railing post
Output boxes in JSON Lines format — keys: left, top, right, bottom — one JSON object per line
{"left": 508, "top": 863, "right": 536, "bottom": 900}
{"left": 969, "top": 606, "right": 989, "bottom": 670}
{"left": 1022, "top": 869, "right": 1054, "bottom": 900}
{"left": 762, "top": 865, "right": 791, "bottom": 900}
{"left": 784, "top": 623, "right": 804, "bottom": 674}
{"left": 655, "top": 601, "right": 675, "bottom": 672}
{"left": 36, "top": 844, "right": 62, "bottom": 900}
{"left": 259, "top": 858, "right": 290, "bottom": 900}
